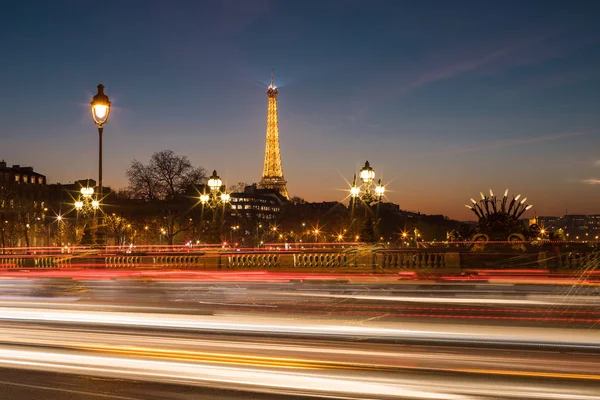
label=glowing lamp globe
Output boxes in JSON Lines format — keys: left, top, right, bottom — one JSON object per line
{"left": 75, "top": 201, "right": 84, "bottom": 210}
{"left": 91, "top": 84, "right": 111, "bottom": 125}
{"left": 359, "top": 161, "right": 375, "bottom": 184}
{"left": 80, "top": 187, "right": 94, "bottom": 198}
{"left": 200, "top": 194, "right": 210, "bottom": 204}
{"left": 375, "top": 179, "right": 385, "bottom": 197}
{"left": 350, "top": 186, "right": 360, "bottom": 198}
{"left": 207, "top": 170, "right": 222, "bottom": 191}
{"left": 91, "top": 200, "right": 100, "bottom": 209}
{"left": 220, "top": 193, "right": 231, "bottom": 203}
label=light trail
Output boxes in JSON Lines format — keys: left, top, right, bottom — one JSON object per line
{"left": 0, "top": 346, "right": 473, "bottom": 400}
{"left": 1, "top": 306, "right": 600, "bottom": 350}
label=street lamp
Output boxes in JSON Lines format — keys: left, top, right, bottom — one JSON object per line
{"left": 74, "top": 186, "right": 100, "bottom": 245}
{"left": 208, "top": 170, "right": 222, "bottom": 192}
{"left": 90, "top": 84, "right": 111, "bottom": 245}
{"left": 349, "top": 161, "right": 387, "bottom": 243}
{"left": 199, "top": 170, "right": 231, "bottom": 243}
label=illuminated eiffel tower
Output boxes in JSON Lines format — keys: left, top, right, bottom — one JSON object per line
{"left": 258, "top": 71, "right": 289, "bottom": 199}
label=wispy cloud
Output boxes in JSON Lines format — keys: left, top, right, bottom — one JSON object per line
{"left": 351, "top": 33, "right": 562, "bottom": 117}
{"left": 456, "top": 130, "right": 591, "bottom": 153}
{"left": 407, "top": 38, "right": 545, "bottom": 91}
{"left": 582, "top": 178, "right": 600, "bottom": 185}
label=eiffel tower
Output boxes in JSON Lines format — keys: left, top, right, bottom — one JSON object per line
{"left": 258, "top": 71, "right": 289, "bottom": 199}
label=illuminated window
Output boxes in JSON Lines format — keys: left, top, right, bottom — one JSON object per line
{"left": 38, "top": 177, "right": 43, "bottom": 184}
{"left": 14, "top": 175, "right": 19, "bottom": 182}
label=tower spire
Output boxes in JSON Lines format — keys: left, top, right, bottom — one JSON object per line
{"left": 259, "top": 71, "right": 289, "bottom": 199}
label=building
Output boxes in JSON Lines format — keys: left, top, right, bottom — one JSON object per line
{"left": 0, "top": 160, "right": 46, "bottom": 186}
{"left": 229, "top": 184, "right": 286, "bottom": 222}
{"left": 559, "top": 214, "right": 600, "bottom": 238}
{"left": 0, "top": 161, "right": 49, "bottom": 247}
{"left": 536, "top": 216, "right": 561, "bottom": 230}
{"left": 258, "top": 71, "right": 289, "bottom": 199}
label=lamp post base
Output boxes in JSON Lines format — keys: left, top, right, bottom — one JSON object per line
{"left": 360, "top": 216, "right": 376, "bottom": 244}
{"left": 95, "top": 227, "right": 106, "bottom": 247}
{"left": 81, "top": 227, "right": 94, "bottom": 245}
{"left": 209, "top": 223, "right": 221, "bottom": 244}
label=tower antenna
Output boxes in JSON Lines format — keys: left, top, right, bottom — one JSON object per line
{"left": 270, "top": 69, "right": 275, "bottom": 88}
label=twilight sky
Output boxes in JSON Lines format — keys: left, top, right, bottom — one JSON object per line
{"left": 2, "top": 0, "right": 600, "bottom": 220}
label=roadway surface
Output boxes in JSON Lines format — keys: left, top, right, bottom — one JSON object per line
{"left": 0, "top": 276, "right": 599, "bottom": 399}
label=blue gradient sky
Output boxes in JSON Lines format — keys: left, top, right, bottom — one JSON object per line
{"left": 2, "top": 0, "right": 600, "bottom": 219}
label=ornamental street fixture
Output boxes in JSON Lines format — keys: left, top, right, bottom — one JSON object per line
{"left": 199, "top": 170, "right": 231, "bottom": 243}
{"left": 349, "top": 161, "right": 386, "bottom": 243}
{"left": 74, "top": 186, "right": 100, "bottom": 245}
{"left": 351, "top": 161, "right": 385, "bottom": 204}
{"left": 90, "top": 84, "right": 111, "bottom": 246}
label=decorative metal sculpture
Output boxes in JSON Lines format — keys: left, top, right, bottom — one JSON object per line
{"left": 461, "top": 189, "right": 535, "bottom": 242}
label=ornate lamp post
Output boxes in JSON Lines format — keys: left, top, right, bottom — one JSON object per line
{"left": 90, "top": 84, "right": 111, "bottom": 246}
{"left": 199, "top": 170, "right": 231, "bottom": 243}
{"left": 349, "top": 161, "right": 386, "bottom": 243}
{"left": 74, "top": 186, "right": 100, "bottom": 245}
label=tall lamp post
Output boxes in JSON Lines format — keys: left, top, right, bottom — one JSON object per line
{"left": 90, "top": 84, "right": 111, "bottom": 246}
{"left": 199, "top": 170, "right": 231, "bottom": 244}
{"left": 349, "top": 161, "right": 385, "bottom": 243}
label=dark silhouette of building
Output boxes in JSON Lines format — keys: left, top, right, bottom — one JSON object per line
{"left": 0, "top": 160, "right": 46, "bottom": 186}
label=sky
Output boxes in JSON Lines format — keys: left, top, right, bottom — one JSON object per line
{"left": 1, "top": 0, "right": 600, "bottom": 220}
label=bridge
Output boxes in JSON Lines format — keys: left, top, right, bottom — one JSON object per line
{"left": 0, "top": 241, "right": 598, "bottom": 277}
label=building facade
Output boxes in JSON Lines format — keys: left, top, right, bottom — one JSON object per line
{"left": 0, "top": 161, "right": 46, "bottom": 186}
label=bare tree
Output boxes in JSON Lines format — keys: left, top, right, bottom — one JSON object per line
{"left": 126, "top": 150, "right": 207, "bottom": 244}
{"left": 126, "top": 160, "right": 158, "bottom": 200}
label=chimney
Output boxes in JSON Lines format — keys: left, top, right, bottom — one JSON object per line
{"left": 0, "top": 160, "right": 6, "bottom": 169}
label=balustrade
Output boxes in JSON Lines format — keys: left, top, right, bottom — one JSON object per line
{"left": 0, "top": 246, "right": 596, "bottom": 274}
{"left": 227, "top": 254, "right": 280, "bottom": 269}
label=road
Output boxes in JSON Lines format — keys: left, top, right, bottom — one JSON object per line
{"left": 0, "top": 277, "right": 599, "bottom": 398}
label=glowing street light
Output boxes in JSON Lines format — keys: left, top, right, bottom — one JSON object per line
{"left": 208, "top": 170, "right": 223, "bottom": 192}
{"left": 91, "top": 85, "right": 111, "bottom": 126}
{"left": 375, "top": 178, "right": 385, "bottom": 198}
{"left": 80, "top": 187, "right": 94, "bottom": 198}
{"left": 348, "top": 161, "right": 388, "bottom": 243}
{"left": 199, "top": 169, "right": 230, "bottom": 244}
{"left": 359, "top": 161, "right": 375, "bottom": 184}
{"left": 90, "top": 84, "right": 111, "bottom": 246}
{"left": 220, "top": 192, "right": 231, "bottom": 203}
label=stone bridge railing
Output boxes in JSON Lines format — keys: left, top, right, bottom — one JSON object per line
{"left": 0, "top": 245, "right": 598, "bottom": 274}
